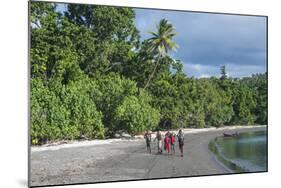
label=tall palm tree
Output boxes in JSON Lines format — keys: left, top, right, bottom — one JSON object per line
{"left": 143, "top": 19, "right": 178, "bottom": 90}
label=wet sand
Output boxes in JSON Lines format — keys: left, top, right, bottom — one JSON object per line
{"left": 30, "top": 126, "right": 266, "bottom": 187}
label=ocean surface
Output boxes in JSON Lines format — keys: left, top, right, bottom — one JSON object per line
{"left": 209, "top": 131, "right": 267, "bottom": 172}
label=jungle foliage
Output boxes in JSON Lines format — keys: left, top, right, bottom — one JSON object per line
{"left": 30, "top": 2, "right": 267, "bottom": 144}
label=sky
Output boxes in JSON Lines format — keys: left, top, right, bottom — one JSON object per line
{"left": 55, "top": 3, "right": 267, "bottom": 78}
{"left": 134, "top": 8, "right": 267, "bottom": 78}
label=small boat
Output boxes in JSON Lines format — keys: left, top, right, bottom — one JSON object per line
{"left": 223, "top": 132, "right": 239, "bottom": 137}
{"left": 223, "top": 133, "right": 233, "bottom": 137}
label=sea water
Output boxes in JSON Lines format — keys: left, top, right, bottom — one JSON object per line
{"left": 209, "top": 131, "right": 267, "bottom": 172}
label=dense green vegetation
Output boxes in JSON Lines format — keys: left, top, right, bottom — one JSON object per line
{"left": 30, "top": 2, "right": 267, "bottom": 145}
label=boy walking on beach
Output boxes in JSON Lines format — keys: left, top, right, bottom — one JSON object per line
{"left": 144, "top": 130, "right": 152, "bottom": 153}
{"left": 164, "top": 133, "right": 170, "bottom": 154}
{"left": 154, "top": 130, "right": 162, "bottom": 153}
{"left": 170, "top": 133, "right": 176, "bottom": 154}
{"left": 177, "top": 129, "right": 184, "bottom": 157}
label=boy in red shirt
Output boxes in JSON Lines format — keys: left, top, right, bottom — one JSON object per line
{"left": 164, "top": 134, "right": 170, "bottom": 154}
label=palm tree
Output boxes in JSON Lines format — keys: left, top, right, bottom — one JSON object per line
{"left": 143, "top": 19, "right": 178, "bottom": 90}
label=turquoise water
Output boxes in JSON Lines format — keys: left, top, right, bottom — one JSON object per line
{"left": 209, "top": 131, "right": 267, "bottom": 172}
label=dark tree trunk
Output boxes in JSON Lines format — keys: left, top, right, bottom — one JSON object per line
{"left": 143, "top": 58, "right": 160, "bottom": 90}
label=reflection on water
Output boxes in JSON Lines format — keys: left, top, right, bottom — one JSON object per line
{"left": 209, "top": 131, "right": 267, "bottom": 172}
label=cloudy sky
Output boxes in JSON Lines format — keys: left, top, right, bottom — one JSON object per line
{"left": 55, "top": 3, "right": 267, "bottom": 78}
{"left": 134, "top": 8, "right": 267, "bottom": 78}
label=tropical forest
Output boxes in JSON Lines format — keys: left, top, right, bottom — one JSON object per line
{"left": 30, "top": 2, "right": 267, "bottom": 145}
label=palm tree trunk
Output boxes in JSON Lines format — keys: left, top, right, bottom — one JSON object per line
{"left": 143, "top": 58, "right": 160, "bottom": 90}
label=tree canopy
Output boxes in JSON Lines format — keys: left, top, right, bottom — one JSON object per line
{"left": 30, "top": 2, "right": 267, "bottom": 145}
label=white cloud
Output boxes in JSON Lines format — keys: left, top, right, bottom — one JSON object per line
{"left": 135, "top": 8, "right": 267, "bottom": 78}
{"left": 183, "top": 63, "right": 219, "bottom": 77}
{"left": 182, "top": 62, "right": 266, "bottom": 78}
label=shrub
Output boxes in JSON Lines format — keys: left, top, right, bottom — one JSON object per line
{"left": 114, "top": 95, "right": 160, "bottom": 134}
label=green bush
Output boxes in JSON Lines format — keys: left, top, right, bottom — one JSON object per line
{"left": 31, "top": 78, "right": 69, "bottom": 143}
{"left": 114, "top": 95, "right": 160, "bottom": 134}
{"left": 93, "top": 73, "right": 139, "bottom": 134}
{"left": 63, "top": 79, "right": 105, "bottom": 139}
{"left": 31, "top": 77, "right": 105, "bottom": 144}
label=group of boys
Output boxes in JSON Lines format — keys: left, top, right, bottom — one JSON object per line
{"left": 144, "top": 129, "right": 185, "bottom": 157}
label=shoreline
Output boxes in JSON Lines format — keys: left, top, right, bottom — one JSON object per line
{"left": 208, "top": 128, "right": 267, "bottom": 173}
{"left": 31, "top": 125, "right": 267, "bottom": 152}
{"left": 30, "top": 125, "right": 267, "bottom": 186}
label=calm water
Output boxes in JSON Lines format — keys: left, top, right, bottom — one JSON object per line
{"left": 209, "top": 131, "right": 267, "bottom": 172}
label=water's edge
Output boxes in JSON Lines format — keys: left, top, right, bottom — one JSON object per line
{"left": 208, "top": 130, "right": 267, "bottom": 173}
{"left": 209, "top": 139, "right": 246, "bottom": 173}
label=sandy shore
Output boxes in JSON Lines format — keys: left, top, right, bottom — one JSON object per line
{"left": 30, "top": 125, "right": 267, "bottom": 187}
{"left": 31, "top": 125, "right": 266, "bottom": 152}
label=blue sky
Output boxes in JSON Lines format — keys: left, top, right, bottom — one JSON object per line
{"left": 55, "top": 4, "right": 267, "bottom": 78}
{"left": 134, "top": 8, "right": 267, "bottom": 78}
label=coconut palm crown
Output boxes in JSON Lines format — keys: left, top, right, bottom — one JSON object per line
{"left": 144, "top": 19, "right": 178, "bottom": 89}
